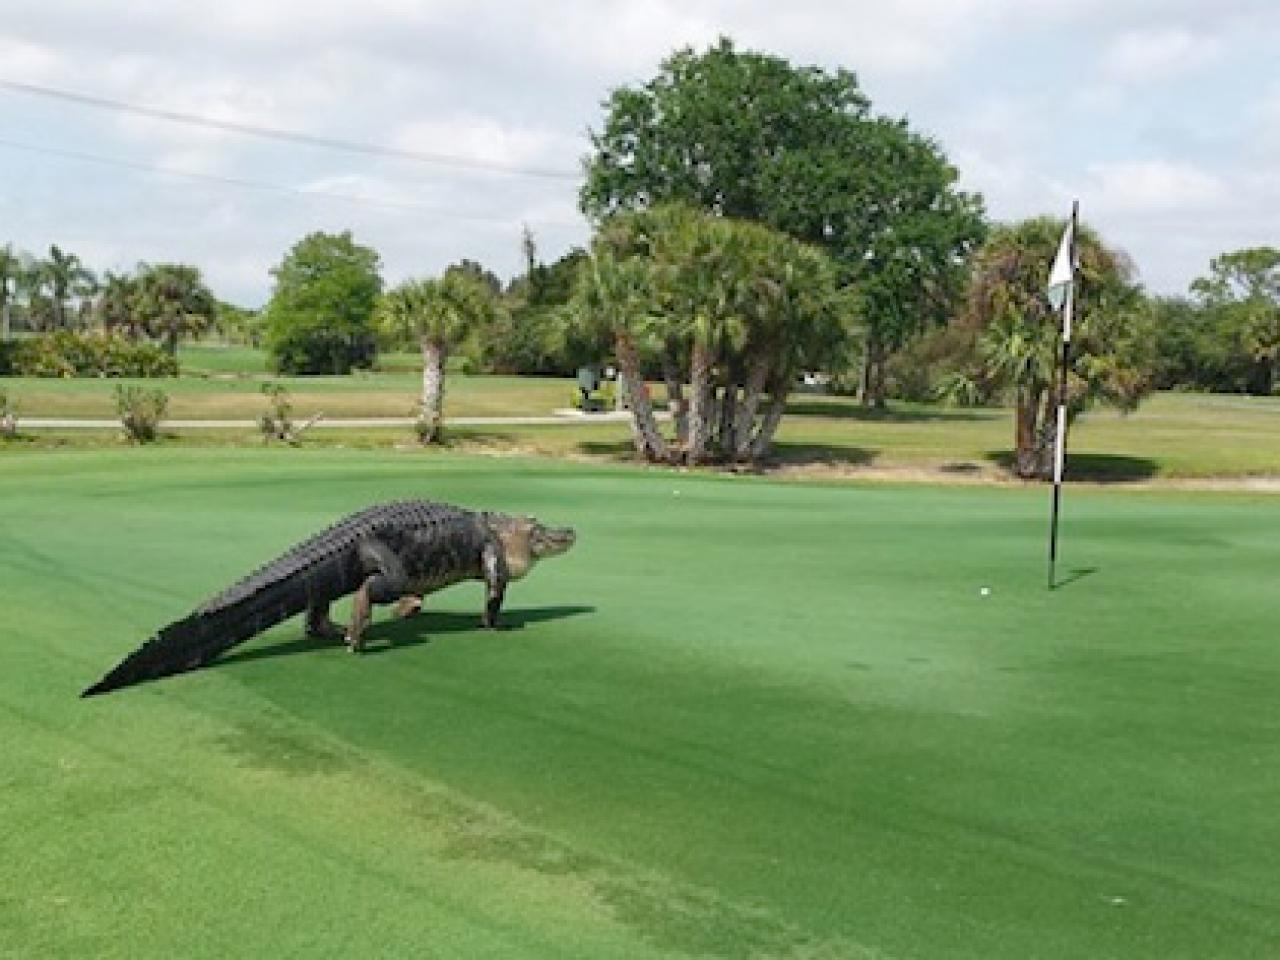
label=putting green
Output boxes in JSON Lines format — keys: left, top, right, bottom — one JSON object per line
{"left": 2, "top": 449, "right": 1278, "bottom": 958}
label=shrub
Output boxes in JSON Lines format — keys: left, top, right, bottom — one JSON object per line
{"left": 885, "top": 326, "right": 992, "bottom": 404}
{"left": 259, "top": 382, "right": 294, "bottom": 442}
{"left": 268, "top": 327, "right": 376, "bottom": 375}
{"left": 10, "top": 332, "right": 178, "bottom": 378}
{"left": 114, "top": 384, "right": 168, "bottom": 443}
{"left": 0, "top": 340, "right": 16, "bottom": 376}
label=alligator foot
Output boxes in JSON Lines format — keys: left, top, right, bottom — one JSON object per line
{"left": 306, "top": 618, "right": 345, "bottom": 641}
{"left": 346, "top": 583, "right": 372, "bottom": 653}
{"left": 394, "top": 595, "right": 423, "bottom": 619}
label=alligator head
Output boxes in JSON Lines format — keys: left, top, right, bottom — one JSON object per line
{"left": 483, "top": 513, "right": 577, "bottom": 579}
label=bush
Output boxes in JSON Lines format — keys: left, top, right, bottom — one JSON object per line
{"left": 0, "top": 340, "right": 16, "bottom": 376}
{"left": 268, "top": 327, "right": 376, "bottom": 375}
{"left": 9, "top": 332, "right": 179, "bottom": 378}
{"left": 885, "top": 326, "right": 992, "bottom": 404}
{"left": 114, "top": 384, "right": 168, "bottom": 443}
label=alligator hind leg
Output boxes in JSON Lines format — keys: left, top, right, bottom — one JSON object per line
{"left": 347, "top": 539, "right": 409, "bottom": 653}
{"left": 305, "top": 603, "right": 344, "bottom": 641}
{"left": 394, "top": 595, "right": 423, "bottom": 619}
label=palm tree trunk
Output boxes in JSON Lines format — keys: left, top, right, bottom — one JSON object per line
{"left": 1035, "top": 389, "right": 1059, "bottom": 479}
{"left": 686, "top": 338, "right": 714, "bottom": 465}
{"left": 733, "top": 352, "right": 773, "bottom": 459}
{"left": 747, "top": 372, "right": 791, "bottom": 461}
{"left": 420, "top": 336, "right": 446, "bottom": 444}
{"left": 715, "top": 370, "right": 739, "bottom": 458}
{"left": 1013, "top": 387, "right": 1040, "bottom": 479}
{"left": 615, "top": 330, "right": 669, "bottom": 462}
{"left": 662, "top": 350, "right": 688, "bottom": 445}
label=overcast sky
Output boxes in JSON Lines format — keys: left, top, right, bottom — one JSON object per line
{"left": 2, "top": 0, "right": 1277, "bottom": 306}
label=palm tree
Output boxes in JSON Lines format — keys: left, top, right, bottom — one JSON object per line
{"left": 570, "top": 247, "right": 670, "bottom": 461}
{"left": 965, "top": 216, "right": 1150, "bottom": 478}
{"left": 134, "top": 264, "right": 216, "bottom": 354}
{"left": 95, "top": 271, "right": 142, "bottom": 338}
{"left": 377, "top": 269, "right": 500, "bottom": 443}
{"left": 40, "top": 245, "right": 97, "bottom": 330}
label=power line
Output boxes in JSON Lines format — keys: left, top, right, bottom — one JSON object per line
{"left": 0, "top": 136, "right": 585, "bottom": 229}
{"left": 0, "top": 77, "right": 581, "bottom": 182}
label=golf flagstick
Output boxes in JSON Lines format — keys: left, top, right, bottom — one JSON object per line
{"left": 1046, "top": 201, "right": 1078, "bottom": 590}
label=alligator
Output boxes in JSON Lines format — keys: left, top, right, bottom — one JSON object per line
{"left": 82, "top": 500, "right": 577, "bottom": 697}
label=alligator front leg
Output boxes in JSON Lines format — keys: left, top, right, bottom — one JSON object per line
{"left": 481, "top": 541, "right": 508, "bottom": 629}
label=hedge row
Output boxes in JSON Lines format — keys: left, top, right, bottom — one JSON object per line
{"left": 0, "top": 332, "right": 179, "bottom": 378}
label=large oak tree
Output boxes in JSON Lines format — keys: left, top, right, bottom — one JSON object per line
{"left": 581, "top": 37, "right": 985, "bottom": 407}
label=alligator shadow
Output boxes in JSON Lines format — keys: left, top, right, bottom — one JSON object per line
{"left": 219, "top": 605, "right": 595, "bottom": 667}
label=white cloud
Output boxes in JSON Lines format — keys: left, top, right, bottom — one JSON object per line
{"left": 1086, "top": 159, "right": 1225, "bottom": 213}
{"left": 0, "top": 35, "right": 67, "bottom": 82}
{"left": 391, "top": 117, "right": 566, "bottom": 171}
{"left": 1101, "top": 27, "right": 1220, "bottom": 83}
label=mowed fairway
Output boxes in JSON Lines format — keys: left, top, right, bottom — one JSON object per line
{"left": 2, "top": 450, "right": 1278, "bottom": 958}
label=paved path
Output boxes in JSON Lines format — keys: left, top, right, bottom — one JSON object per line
{"left": 17, "top": 410, "right": 662, "bottom": 429}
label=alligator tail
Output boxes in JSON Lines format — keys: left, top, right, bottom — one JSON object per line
{"left": 81, "top": 549, "right": 352, "bottom": 698}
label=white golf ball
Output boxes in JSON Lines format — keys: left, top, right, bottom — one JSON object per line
{"left": 980, "top": 587, "right": 991, "bottom": 596}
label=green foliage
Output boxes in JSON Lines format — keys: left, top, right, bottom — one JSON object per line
{"left": 1188, "top": 246, "right": 1280, "bottom": 395}
{"left": 571, "top": 203, "right": 850, "bottom": 462}
{"left": 113, "top": 383, "right": 168, "bottom": 443}
{"left": 265, "top": 231, "right": 382, "bottom": 374}
{"left": 469, "top": 249, "right": 594, "bottom": 375}
{"left": 215, "top": 302, "right": 263, "bottom": 346}
{"left": 964, "top": 215, "right": 1151, "bottom": 476}
{"left": 581, "top": 37, "right": 985, "bottom": 405}
{"left": 133, "top": 263, "right": 217, "bottom": 354}
{"left": 884, "top": 325, "right": 992, "bottom": 404}
{"left": 28, "top": 244, "right": 97, "bottom": 331}
{"left": 377, "top": 267, "right": 500, "bottom": 351}
{"left": 378, "top": 267, "right": 503, "bottom": 443}
{"left": 95, "top": 271, "right": 142, "bottom": 338}
{"left": 9, "top": 331, "right": 179, "bottom": 377}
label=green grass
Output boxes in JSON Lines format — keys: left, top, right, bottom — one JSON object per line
{"left": 6, "top": 375, "right": 1277, "bottom": 478}
{"left": 178, "top": 343, "right": 271, "bottom": 375}
{"left": 3, "top": 449, "right": 1279, "bottom": 957}
{"left": 178, "top": 343, "right": 435, "bottom": 377}
{"left": 3, "top": 371, "right": 576, "bottom": 420}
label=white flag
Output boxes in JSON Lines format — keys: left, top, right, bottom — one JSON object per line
{"left": 1046, "top": 217, "right": 1074, "bottom": 313}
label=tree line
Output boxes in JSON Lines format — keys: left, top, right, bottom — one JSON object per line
{"left": 0, "top": 243, "right": 222, "bottom": 353}
{"left": 3, "top": 38, "right": 1276, "bottom": 475}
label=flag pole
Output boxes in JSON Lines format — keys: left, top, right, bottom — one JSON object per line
{"left": 1048, "top": 199, "right": 1078, "bottom": 590}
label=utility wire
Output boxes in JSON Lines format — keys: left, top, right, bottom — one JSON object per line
{"left": 0, "top": 136, "right": 585, "bottom": 229}
{"left": 0, "top": 78, "right": 581, "bottom": 182}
